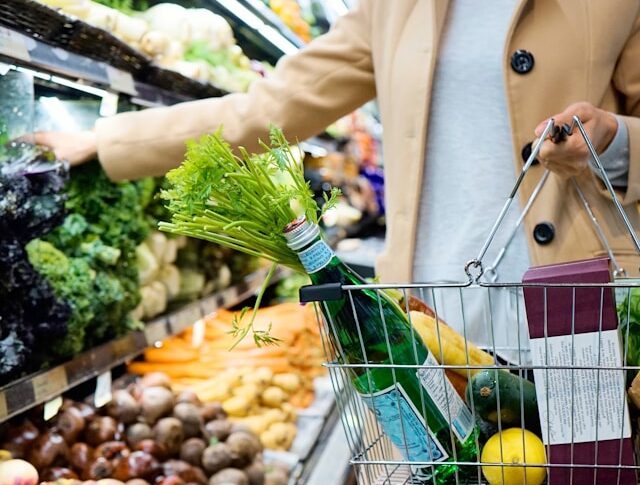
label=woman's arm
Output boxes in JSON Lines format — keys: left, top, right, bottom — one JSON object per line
{"left": 39, "top": 0, "right": 375, "bottom": 181}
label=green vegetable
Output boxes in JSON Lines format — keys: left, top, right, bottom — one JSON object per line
{"left": 26, "top": 240, "right": 95, "bottom": 356}
{"left": 160, "top": 126, "right": 338, "bottom": 271}
{"left": 35, "top": 161, "right": 150, "bottom": 354}
{"left": 616, "top": 287, "right": 640, "bottom": 383}
{"left": 466, "top": 369, "right": 540, "bottom": 435}
{"left": 160, "top": 126, "right": 339, "bottom": 345}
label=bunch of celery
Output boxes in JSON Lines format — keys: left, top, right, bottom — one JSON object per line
{"left": 160, "top": 126, "right": 339, "bottom": 344}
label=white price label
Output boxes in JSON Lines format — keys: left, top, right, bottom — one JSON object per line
{"left": 0, "top": 27, "right": 30, "bottom": 62}
{"left": 94, "top": 371, "right": 113, "bottom": 408}
{"left": 44, "top": 396, "right": 63, "bottom": 421}
{"left": 106, "top": 66, "right": 137, "bottom": 95}
{"left": 192, "top": 319, "right": 206, "bottom": 348}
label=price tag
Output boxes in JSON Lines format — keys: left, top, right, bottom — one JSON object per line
{"left": 192, "top": 319, "right": 206, "bottom": 348}
{"left": 144, "top": 321, "right": 167, "bottom": 346}
{"left": 0, "top": 392, "right": 7, "bottom": 420}
{"left": 0, "top": 27, "right": 30, "bottom": 62}
{"left": 94, "top": 371, "right": 112, "bottom": 408}
{"left": 106, "top": 66, "right": 137, "bottom": 95}
{"left": 43, "top": 396, "right": 63, "bottom": 421}
{"left": 33, "top": 367, "right": 68, "bottom": 402}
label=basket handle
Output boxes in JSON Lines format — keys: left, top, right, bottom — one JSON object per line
{"left": 465, "top": 115, "right": 640, "bottom": 283}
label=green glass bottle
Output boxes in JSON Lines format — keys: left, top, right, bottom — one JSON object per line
{"left": 284, "top": 218, "right": 478, "bottom": 484}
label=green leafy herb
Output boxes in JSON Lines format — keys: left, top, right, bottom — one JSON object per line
{"left": 160, "top": 126, "right": 340, "bottom": 346}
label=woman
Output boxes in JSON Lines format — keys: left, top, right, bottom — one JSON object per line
{"left": 37, "top": 0, "right": 640, "bottom": 355}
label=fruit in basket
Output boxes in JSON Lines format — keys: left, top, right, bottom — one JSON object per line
{"left": 481, "top": 428, "right": 546, "bottom": 485}
{"left": 467, "top": 369, "right": 540, "bottom": 434}
{"left": 0, "top": 458, "right": 39, "bottom": 485}
{"left": 409, "top": 310, "right": 495, "bottom": 377}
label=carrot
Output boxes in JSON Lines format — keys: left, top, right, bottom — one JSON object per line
{"left": 143, "top": 346, "right": 198, "bottom": 363}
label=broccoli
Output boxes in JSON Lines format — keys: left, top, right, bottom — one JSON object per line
{"left": 26, "top": 239, "right": 95, "bottom": 357}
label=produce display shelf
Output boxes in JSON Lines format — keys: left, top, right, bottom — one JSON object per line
{"left": 290, "top": 404, "right": 352, "bottom": 485}
{"left": 0, "top": 22, "right": 224, "bottom": 106}
{"left": 0, "top": 265, "right": 291, "bottom": 424}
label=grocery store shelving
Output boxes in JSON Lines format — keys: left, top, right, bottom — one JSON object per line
{"left": 0, "top": 23, "right": 224, "bottom": 106}
{"left": 0, "top": 265, "right": 292, "bottom": 424}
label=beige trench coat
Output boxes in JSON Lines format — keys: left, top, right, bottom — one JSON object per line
{"left": 96, "top": 0, "right": 640, "bottom": 282}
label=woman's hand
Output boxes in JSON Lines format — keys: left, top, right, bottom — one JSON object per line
{"left": 31, "top": 130, "right": 98, "bottom": 166}
{"left": 534, "top": 102, "right": 618, "bottom": 178}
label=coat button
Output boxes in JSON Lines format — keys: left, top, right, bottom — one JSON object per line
{"left": 521, "top": 142, "right": 539, "bottom": 165}
{"left": 511, "top": 49, "right": 535, "bottom": 74}
{"left": 533, "top": 222, "right": 555, "bottom": 245}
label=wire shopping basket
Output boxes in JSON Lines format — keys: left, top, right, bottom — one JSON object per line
{"left": 299, "top": 117, "right": 640, "bottom": 485}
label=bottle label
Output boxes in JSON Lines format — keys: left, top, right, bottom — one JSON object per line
{"left": 298, "top": 240, "right": 334, "bottom": 274}
{"left": 417, "top": 353, "right": 474, "bottom": 444}
{"left": 360, "top": 384, "right": 449, "bottom": 463}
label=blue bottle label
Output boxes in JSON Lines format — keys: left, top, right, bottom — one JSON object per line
{"left": 360, "top": 384, "right": 448, "bottom": 463}
{"left": 298, "top": 240, "right": 334, "bottom": 274}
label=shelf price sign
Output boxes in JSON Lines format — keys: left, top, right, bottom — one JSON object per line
{"left": 32, "top": 367, "right": 68, "bottom": 403}
{"left": 106, "top": 66, "right": 137, "bottom": 96}
{"left": 144, "top": 320, "right": 167, "bottom": 347}
{"left": 0, "top": 27, "right": 31, "bottom": 62}
{"left": 0, "top": 392, "right": 7, "bottom": 420}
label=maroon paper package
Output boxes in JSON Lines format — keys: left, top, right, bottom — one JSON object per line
{"left": 523, "top": 257, "right": 636, "bottom": 484}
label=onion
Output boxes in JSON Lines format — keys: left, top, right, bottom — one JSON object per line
{"left": 0, "top": 459, "right": 39, "bottom": 485}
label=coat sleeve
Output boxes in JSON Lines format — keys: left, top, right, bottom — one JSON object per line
{"left": 95, "top": 1, "right": 375, "bottom": 181}
{"left": 612, "top": 11, "right": 640, "bottom": 204}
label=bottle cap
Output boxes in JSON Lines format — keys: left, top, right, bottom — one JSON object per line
{"left": 283, "top": 216, "right": 320, "bottom": 250}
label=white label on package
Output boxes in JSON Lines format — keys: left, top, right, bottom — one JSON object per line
{"left": 417, "top": 353, "right": 474, "bottom": 443}
{"left": 530, "top": 329, "right": 631, "bottom": 445}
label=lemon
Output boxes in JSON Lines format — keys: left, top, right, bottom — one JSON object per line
{"left": 481, "top": 428, "right": 546, "bottom": 485}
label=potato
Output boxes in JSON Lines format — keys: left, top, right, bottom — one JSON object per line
{"left": 201, "top": 444, "right": 233, "bottom": 475}
{"left": 107, "top": 390, "right": 141, "bottom": 425}
{"left": 153, "top": 418, "right": 184, "bottom": 456}
{"left": 180, "top": 438, "right": 206, "bottom": 467}
{"left": 232, "top": 384, "right": 260, "bottom": 401}
{"left": 208, "top": 468, "right": 249, "bottom": 485}
{"left": 254, "top": 368, "right": 273, "bottom": 387}
{"left": 140, "top": 387, "right": 174, "bottom": 425}
{"left": 203, "top": 420, "right": 232, "bottom": 442}
{"left": 173, "top": 403, "right": 203, "bottom": 439}
{"left": 222, "top": 397, "right": 251, "bottom": 418}
{"left": 271, "top": 374, "right": 301, "bottom": 394}
{"left": 260, "top": 388, "right": 286, "bottom": 409}
{"left": 226, "top": 432, "right": 261, "bottom": 467}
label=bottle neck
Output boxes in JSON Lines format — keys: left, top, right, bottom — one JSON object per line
{"left": 284, "top": 218, "right": 335, "bottom": 275}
